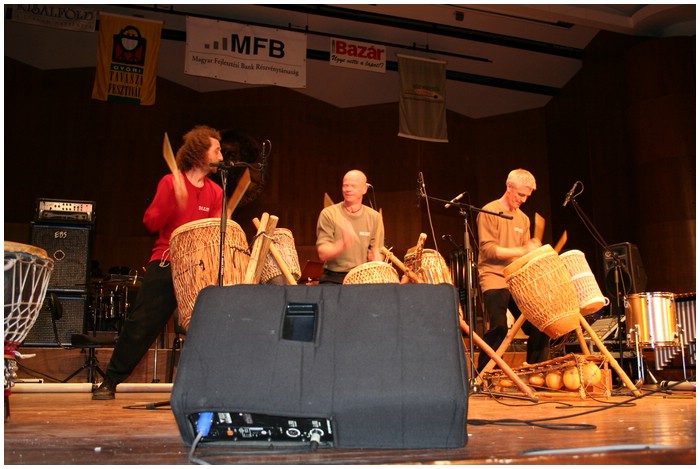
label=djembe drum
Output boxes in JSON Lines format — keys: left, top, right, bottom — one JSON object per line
{"left": 170, "top": 218, "right": 249, "bottom": 331}
{"left": 259, "top": 228, "right": 301, "bottom": 285}
{"left": 343, "top": 261, "right": 400, "bottom": 284}
{"left": 559, "top": 249, "right": 609, "bottom": 316}
{"left": 4, "top": 241, "right": 54, "bottom": 417}
{"left": 403, "top": 249, "right": 453, "bottom": 284}
{"left": 504, "top": 244, "right": 580, "bottom": 339}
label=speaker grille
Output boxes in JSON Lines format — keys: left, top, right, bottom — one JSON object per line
{"left": 23, "top": 293, "right": 87, "bottom": 346}
{"left": 30, "top": 223, "right": 91, "bottom": 293}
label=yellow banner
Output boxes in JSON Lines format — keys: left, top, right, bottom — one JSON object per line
{"left": 92, "top": 12, "right": 162, "bottom": 105}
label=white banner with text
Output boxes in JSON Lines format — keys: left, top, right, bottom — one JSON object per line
{"left": 185, "top": 16, "right": 307, "bottom": 88}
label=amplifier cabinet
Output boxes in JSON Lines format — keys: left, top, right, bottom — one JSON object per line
{"left": 30, "top": 223, "right": 92, "bottom": 293}
{"left": 23, "top": 292, "right": 87, "bottom": 347}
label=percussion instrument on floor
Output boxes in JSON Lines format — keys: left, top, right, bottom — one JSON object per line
{"left": 170, "top": 218, "right": 249, "bottom": 331}
{"left": 624, "top": 292, "right": 679, "bottom": 348}
{"left": 403, "top": 249, "right": 452, "bottom": 285}
{"left": 559, "top": 249, "right": 609, "bottom": 316}
{"left": 259, "top": 228, "right": 301, "bottom": 285}
{"left": 4, "top": 242, "right": 54, "bottom": 403}
{"left": 504, "top": 244, "right": 580, "bottom": 339}
{"left": 343, "top": 261, "right": 399, "bottom": 285}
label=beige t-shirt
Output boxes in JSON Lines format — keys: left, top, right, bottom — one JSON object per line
{"left": 476, "top": 199, "right": 531, "bottom": 292}
{"left": 316, "top": 203, "right": 384, "bottom": 273}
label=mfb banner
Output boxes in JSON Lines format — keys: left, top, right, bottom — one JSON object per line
{"left": 185, "top": 16, "right": 307, "bottom": 88}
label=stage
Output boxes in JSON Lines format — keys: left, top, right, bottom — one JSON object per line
{"left": 3, "top": 380, "right": 695, "bottom": 465}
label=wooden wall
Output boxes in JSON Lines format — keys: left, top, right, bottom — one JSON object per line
{"left": 4, "top": 32, "right": 695, "bottom": 302}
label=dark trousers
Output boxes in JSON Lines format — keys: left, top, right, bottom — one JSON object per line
{"left": 319, "top": 269, "right": 347, "bottom": 284}
{"left": 477, "top": 288, "right": 550, "bottom": 371}
{"left": 104, "top": 260, "right": 178, "bottom": 385}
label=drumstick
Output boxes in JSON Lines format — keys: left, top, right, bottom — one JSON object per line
{"left": 380, "top": 246, "right": 422, "bottom": 283}
{"left": 534, "top": 212, "right": 545, "bottom": 243}
{"left": 244, "top": 213, "right": 278, "bottom": 284}
{"left": 163, "top": 132, "right": 184, "bottom": 189}
{"left": 226, "top": 168, "right": 251, "bottom": 219}
{"left": 553, "top": 230, "right": 568, "bottom": 253}
{"left": 253, "top": 217, "right": 297, "bottom": 285}
{"left": 413, "top": 233, "right": 427, "bottom": 274}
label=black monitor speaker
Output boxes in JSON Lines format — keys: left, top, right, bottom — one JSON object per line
{"left": 170, "top": 283, "right": 469, "bottom": 450}
{"left": 602, "top": 242, "right": 647, "bottom": 296}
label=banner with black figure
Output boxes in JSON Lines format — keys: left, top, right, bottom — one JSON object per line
{"left": 92, "top": 12, "right": 162, "bottom": 105}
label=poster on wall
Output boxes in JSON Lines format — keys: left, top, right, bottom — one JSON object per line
{"left": 397, "top": 54, "right": 448, "bottom": 143}
{"left": 91, "top": 12, "right": 162, "bottom": 105}
{"left": 185, "top": 16, "right": 307, "bottom": 88}
{"left": 329, "top": 37, "right": 386, "bottom": 73}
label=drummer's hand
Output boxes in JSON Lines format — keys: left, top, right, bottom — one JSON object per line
{"left": 524, "top": 237, "right": 542, "bottom": 253}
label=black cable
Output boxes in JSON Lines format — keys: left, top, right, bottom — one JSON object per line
{"left": 468, "top": 378, "right": 694, "bottom": 431}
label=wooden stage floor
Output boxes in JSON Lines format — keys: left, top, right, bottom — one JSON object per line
{"left": 3, "top": 382, "right": 696, "bottom": 465}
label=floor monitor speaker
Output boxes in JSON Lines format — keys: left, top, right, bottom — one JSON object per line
{"left": 171, "top": 283, "right": 468, "bottom": 450}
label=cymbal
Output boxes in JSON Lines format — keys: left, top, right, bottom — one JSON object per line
{"left": 103, "top": 274, "right": 142, "bottom": 288}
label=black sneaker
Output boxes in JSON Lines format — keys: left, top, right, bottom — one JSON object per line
{"left": 92, "top": 380, "right": 116, "bottom": 400}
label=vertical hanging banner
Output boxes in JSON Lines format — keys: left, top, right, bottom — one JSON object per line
{"left": 397, "top": 54, "right": 448, "bottom": 143}
{"left": 92, "top": 12, "right": 162, "bottom": 105}
{"left": 185, "top": 16, "right": 306, "bottom": 88}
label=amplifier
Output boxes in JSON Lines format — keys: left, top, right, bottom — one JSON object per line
{"left": 35, "top": 198, "right": 96, "bottom": 225}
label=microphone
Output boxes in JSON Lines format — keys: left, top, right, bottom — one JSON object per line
{"left": 442, "top": 234, "right": 460, "bottom": 249}
{"left": 366, "top": 183, "right": 373, "bottom": 188}
{"left": 562, "top": 181, "right": 579, "bottom": 207}
{"left": 444, "top": 191, "right": 466, "bottom": 209}
{"left": 210, "top": 161, "right": 234, "bottom": 169}
{"left": 417, "top": 172, "right": 426, "bottom": 207}
{"left": 209, "top": 161, "right": 262, "bottom": 170}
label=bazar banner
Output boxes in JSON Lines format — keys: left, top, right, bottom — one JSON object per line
{"left": 330, "top": 37, "right": 386, "bottom": 73}
{"left": 11, "top": 4, "right": 97, "bottom": 32}
{"left": 397, "top": 54, "right": 448, "bottom": 143}
{"left": 91, "top": 12, "right": 162, "bottom": 105}
{"left": 185, "top": 16, "right": 307, "bottom": 88}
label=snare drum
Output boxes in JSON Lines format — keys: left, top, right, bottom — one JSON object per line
{"left": 259, "top": 228, "right": 301, "bottom": 285}
{"left": 170, "top": 219, "right": 249, "bottom": 331}
{"left": 403, "top": 249, "right": 453, "bottom": 284}
{"left": 559, "top": 250, "right": 609, "bottom": 316}
{"left": 343, "top": 261, "right": 400, "bottom": 285}
{"left": 504, "top": 244, "right": 580, "bottom": 339}
{"left": 624, "top": 292, "right": 678, "bottom": 347}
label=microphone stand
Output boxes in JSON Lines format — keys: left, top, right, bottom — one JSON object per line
{"left": 210, "top": 161, "right": 262, "bottom": 286}
{"left": 430, "top": 195, "right": 512, "bottom": 392}
{"left": 568, "top": 195, "right": 640, "bottom": 386}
